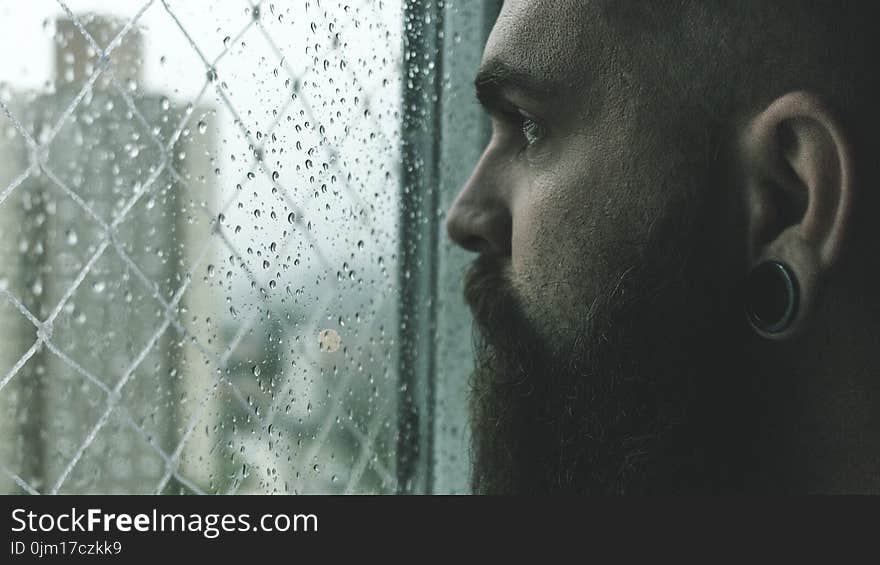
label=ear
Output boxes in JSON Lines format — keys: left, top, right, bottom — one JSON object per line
{"left": 741, "top": 91, "right": 856, "bottom": 339}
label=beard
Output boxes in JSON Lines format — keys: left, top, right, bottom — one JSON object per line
{"left": 465, "top": 174, "right": 757, "bottom": 494}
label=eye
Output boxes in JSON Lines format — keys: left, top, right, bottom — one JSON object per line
{"left": 517, "top": 110, "right": 544, "bottom": 147}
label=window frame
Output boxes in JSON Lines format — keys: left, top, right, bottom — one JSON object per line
{"left": 397, "top": 0, "right": 501, "bottom": 494}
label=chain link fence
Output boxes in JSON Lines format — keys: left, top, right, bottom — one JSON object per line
{"left": 0, "top": 0, "right": 406, "bottom": 494}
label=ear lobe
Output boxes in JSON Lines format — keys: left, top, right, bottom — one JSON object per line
{"left": 741, "top": 91, "right": 856, "bottom": 338}
{"left": 743, "top": 91, "right": 855, "bottom": 270}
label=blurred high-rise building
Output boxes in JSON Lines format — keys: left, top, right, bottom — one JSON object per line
{"left": 0, "top": 15, "right": 217, "bottom": 494}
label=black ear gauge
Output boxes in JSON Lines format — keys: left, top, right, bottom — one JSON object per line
{"left": 745, "top": 261, "right": 799, "bottom": 335}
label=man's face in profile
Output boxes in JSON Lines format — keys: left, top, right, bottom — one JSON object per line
{"left": 446, "top": 0, "right": 757, "bottom": 493}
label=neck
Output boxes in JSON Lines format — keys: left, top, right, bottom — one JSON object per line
{"left": 748, "top": 293, "right": 880, "bottom": 493}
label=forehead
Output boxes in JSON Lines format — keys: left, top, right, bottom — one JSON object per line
{"left": 483, "top": 0, "right": 606, "bottom": 93}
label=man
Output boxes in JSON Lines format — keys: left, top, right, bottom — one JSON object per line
{"left": 445, "top": 0, "right": 880, "bottom": 493}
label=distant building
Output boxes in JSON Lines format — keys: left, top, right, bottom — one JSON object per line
{"left": 0, "top": 15, "right": 217, "bottom": 494}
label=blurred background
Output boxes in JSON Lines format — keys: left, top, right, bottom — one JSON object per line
{"left": 0, "top": 0, "right": 499, "bottom": 494}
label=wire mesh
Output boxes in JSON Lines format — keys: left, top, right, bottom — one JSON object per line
{"left": 0, "top": 0, "right": 404, "bottom": 494}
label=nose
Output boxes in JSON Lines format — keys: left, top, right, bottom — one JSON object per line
{"left": 444, "top": 154, "right": 512, "bottom": 255}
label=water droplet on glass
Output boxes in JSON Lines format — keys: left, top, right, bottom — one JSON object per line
{"left": 65, "top": 229, "right": 78, "bottom": 245}
{"left": 92, "top": 280, "right": 106, "bottom": 293}
{"left": 287, "top": 212, "right": 295, "bottom": 224}
{"left": 197, "top": 120, "right": 207, "bottom": 134}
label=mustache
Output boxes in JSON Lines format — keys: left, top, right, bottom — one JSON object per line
{"left": 463, "top": 254, "right": 508, "bottom": 303}
{"left": 463, "top": 254, "right": 517, "bottom": 332}
{"left": 462, "top": 253, "right": 550, "bottom": 369}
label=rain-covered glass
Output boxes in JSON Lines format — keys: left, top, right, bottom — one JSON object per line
{"left": 0, "top": 0, "right": 405, "bottom": 495}
{"left": 0, "top": 0, "right": 500, "bottom": 495}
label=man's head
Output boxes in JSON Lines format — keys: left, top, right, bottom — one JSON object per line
{"left": 446, "top": 0, "right": 880, "bottom": 493}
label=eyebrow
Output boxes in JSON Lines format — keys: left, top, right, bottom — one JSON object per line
{"left": 474, "top": 59, "right": 561, "bottom": 111}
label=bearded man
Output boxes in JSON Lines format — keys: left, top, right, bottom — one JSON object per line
{"left": 445, "top": 1, "right": 880, "bottom": 493}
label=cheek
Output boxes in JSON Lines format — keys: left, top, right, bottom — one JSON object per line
{"left": 508, "top": 173, "right": 613, "bottom": 335}
{"left": 507, "top": 145, "right": 660, "bottom": 336}
{"left": 511, "top": 179, "right": 592, "bottom": 287}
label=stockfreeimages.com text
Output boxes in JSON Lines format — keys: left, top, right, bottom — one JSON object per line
{"left": 10, "top": 508, "right": 317, "bottom": 539}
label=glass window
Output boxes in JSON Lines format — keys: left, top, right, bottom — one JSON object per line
{"left": 0, "top": 0, "right": 497, "bottom": 495}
